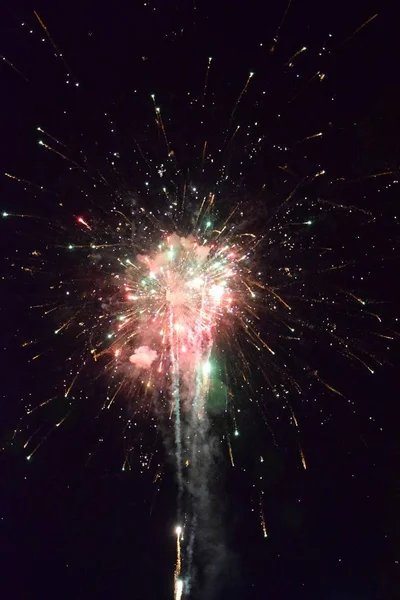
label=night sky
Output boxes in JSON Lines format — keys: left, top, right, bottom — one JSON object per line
{"left": 1, "top": 1, "right": 399, "bottom": 599}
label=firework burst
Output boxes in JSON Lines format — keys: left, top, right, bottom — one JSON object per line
{"left": 1, "top": 5, "right": 397, "bottom": 598}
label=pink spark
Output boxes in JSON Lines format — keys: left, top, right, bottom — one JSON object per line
{"left": 77, "top": 216, "right": 91, "bottom": 230}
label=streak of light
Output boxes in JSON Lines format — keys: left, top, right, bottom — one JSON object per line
{"left": 26, "top": 396, "right": 57, "bottom": 415}
{"left": 229, "top": 71, "right": 254, "bottom": 123}
{"left": 341, "top": 13, "right": 378, "bottom": 46}
{"left": 23, "top": 426, "right": 42, "bottom": 449}
{"left": 5, "top": 172, "right": 44, "bottom": 191}
{"left": 366, "top": 312, "right": 382, "bottom": 323}
{"left": 313, "top": 371, "right": 344, "bottom": 397}
{"left": 34, "top": 11, "right": 75, "bottom": 80}
{"left": 345, "top": 350, "right": 375, "bottom": 374}
{"left": 174, "top": 526, "right": 183, "bottom": 600}
{"left": 288, "top": 70, "right": 323, "bottom": 104}
{"left": 227, "top": 435, "right": 235, "bottom": 467}
{"left": 122, "top": 454, "right": 131, "bottom": 472}
{"left": 157, "top": 108, "right": 170, "bottom": 152}
{"left": 247, "top": 325, "right": 275, "bottom": 355}
{"left": 299, "top": 445, "right": 307, "bottom": 470}
{"left": 1, "top": 55, "right": 28, "bottom": 81}
{"left": 290, "top": 406, "right": 299, "bottom": 428}
{"left": 286, "top": 45, "right": 307, "bottom": 66}
{"left": 150, "top": 95, "right": 170, "bottom": 152}
{"left": 26, "top": 421, "right": 60, "bottom": 461}
{"left": 259, "top": 496, "right": 268, "bottom": 538}
{"left": 335, "top": 170, "right": 395, "bottom": 186}
{"left": 201, "top": 140, "right": 207, "bottom": 171}
{"left": 228, "top": 124, "right": 240, "bottom": 143}
{"left": 201, "top": 56, "right": 212, "bottom": 106}
{"left": 270, "top": 0, "right": 294, "bottom": 52}
{"left": 346, "top": 291, "right": 366, "bottom": 306}
{"left": 77, "top": 216, "right": 92, "bottom": 231}
{"left": 21, "top": 340, "right": 35, "bottom": 348}
{"left": 37, "top": 126, "right": 67, "bottom": 147}
{"left": 266, "top": 287, "right": 292, "bottom": 311}
{"left": 304, "top": 131, "right": 323, "bottom": 142}
{"left": 372, "top": 333, "right": 393, "bottom": 340}
{"left": 64, "top": 362, "right": 87, "bottom": 399}
{"left": 133, "top": 138, "right": 152, "bottom": 170}
{"left": 55, "top": 314, "right": 77, "bottom": 335}
{"left": 38, "top": 140, "right": 83, "bottom": 169}
{"left": 107, "top": 381, "right": 124, "bottom": 409}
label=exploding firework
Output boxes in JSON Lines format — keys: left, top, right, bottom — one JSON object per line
{"left": 1, "top": 5, "right": 397, "bottom": 598}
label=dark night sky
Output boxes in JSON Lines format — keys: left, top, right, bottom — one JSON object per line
{"left": 0, "top": 1, "right": 399, "bottom": 599}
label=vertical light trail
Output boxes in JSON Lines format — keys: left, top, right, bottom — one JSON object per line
{"left": 170, "top": 311, "right": 183, "bottom": 501}
{"left": 174, "top": 526, "right": 183, "bottom": 599}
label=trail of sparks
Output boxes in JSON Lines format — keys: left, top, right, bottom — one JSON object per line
{"left": 227, "top": 435, "right": 235, "bottom": 467}
{"left": 313, "top": 371, "right": 344, "bottom": 397}
{"left": 270, "top": 0, "right": 295, "bottom": 52}
{"left": 151, "top": 95, "right": 170, "bottom": 152}
{"left": 286, "top": 45, "right": 307, "bottom": 67}
{"left": 1, "top": 55, "right": 28, "bottom": 81}
{"left": 201, "top": 140, "right": 207, "bottom": 171}
{"left": 5, "top": 172, "right": 45, "bottom": 192}
{"left": 341, "top": 13, "right": 379, "bottom": 46}
{"left": 38, "top": 140, "right": 83, "bottom": 169}
{"left": 201, "top": 56, "right": 212, "bottom": 107}
{"left": 229, "top": 71, "right": 254, "bottom": 123}
{"left": 174, "top": 527, "right": 183, "bottom": 600}
{"left": 33, "top": 11, "right": 76, "bottom": 80}
{"left": 299, "top": 445, "right": 307, "bottom": 470}
{"left": 37, "top": 126, "right": 67, "bottom": 147}
{"left": 259, "top": 496, "right": 268, "bottom": 538}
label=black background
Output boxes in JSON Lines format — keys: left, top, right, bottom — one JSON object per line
{"left": 1, "top": 1, "right": 399, "bottom": 599}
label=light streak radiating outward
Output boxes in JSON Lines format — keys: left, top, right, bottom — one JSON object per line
{"left": 229, "top": 71, "right": 254, "bottom": 123}
{"left": 1, "top": 55, "right": 29, "bottom": 81}
{"left": 259, "top": 496, "right": 268, "bottom": 538}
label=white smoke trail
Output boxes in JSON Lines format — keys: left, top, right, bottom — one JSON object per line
{"left": 170, "top": 311, "right": 183, "bottom": 509}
